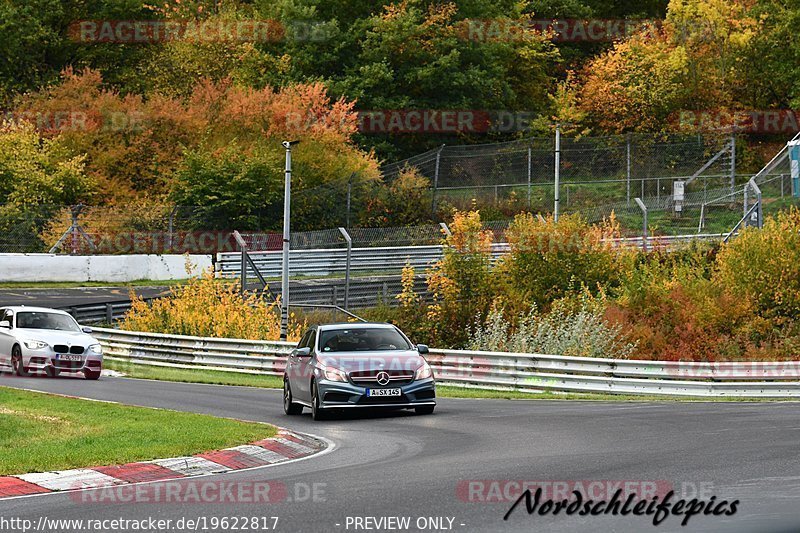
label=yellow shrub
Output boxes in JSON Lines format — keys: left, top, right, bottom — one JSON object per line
{"left": 121, "top": 271, "right": 304, "bottom": 341}
{"left": 715, "top": 207, "right": 800, "bottom": 319}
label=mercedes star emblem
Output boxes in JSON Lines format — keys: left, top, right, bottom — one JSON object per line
{"left": 376, "top": 371, "right": 391, "bottom": 386}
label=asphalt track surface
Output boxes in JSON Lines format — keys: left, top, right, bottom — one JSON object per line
{"left": 2, "top": 375, "right": 800, "bottom": 532}
{"left": 0, "top": 287, "right": 170, "bottom": 309}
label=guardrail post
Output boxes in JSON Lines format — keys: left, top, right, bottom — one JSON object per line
{"left": 757, "top": 191, "right": 763, "bottom": 230}
{"left": 105, "top": 303, "right": 113, "bottom": 323}
{"left": 749, "top": 178, "right": 763, "bottom": 229}
{"left": 634, "top": 197, "right": 648, "bottom": 252}
{"left": 338, "top": 227, "right": 352, "bottom": 309}
{"left": 743, "top": 183, "right": 748, "bottom": 221}
{"left": 439, "top": 222, "right": 451, "bottom": 238}
{"left": 235, "top": 230, "right": 247, "bottom": 296}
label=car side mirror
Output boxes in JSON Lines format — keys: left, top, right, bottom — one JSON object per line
{"left": 0, "top": 320, "right": 10, "bottom": 329}
{"left": 293, "top": 347, "right": 312, "bottom": 357}
{"left": 416, "top": 344, "right": 429, "bottom": 355}
{"left": 82, "top": 326, "right": 93, "bottom": 334}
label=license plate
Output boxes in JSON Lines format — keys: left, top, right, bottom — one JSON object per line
{"left": 367, "top": 388, "right": 401, "bottom": 397}
{"left": 59, "top": 354, "right": 83, "bottom": 362}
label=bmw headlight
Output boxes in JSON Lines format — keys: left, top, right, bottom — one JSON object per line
{"left": 23, "top": 340, "right": 48, "bottom": 350}
{"left": 415, "top": 361, "right": 433, "bottom": 380}
{"left": 88, "top": 344, "right": 103, "bottom": 355}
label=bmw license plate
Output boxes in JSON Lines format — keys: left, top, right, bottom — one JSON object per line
{"left": 367, "top": 388, "right": 401, "bottom": 397}
{"left": 59, "top": 354, "right": 83, "bottom": 362}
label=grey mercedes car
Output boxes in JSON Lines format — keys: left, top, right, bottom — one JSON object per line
{"left": 283, "top": 323, "right": 436, "bottom": 420}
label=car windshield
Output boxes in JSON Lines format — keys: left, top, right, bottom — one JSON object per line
{"left": 318, "top": 328, "right": 411, "bottom": 352}
{"left": 16, "top": 312, "right": 80, "bottom": 332}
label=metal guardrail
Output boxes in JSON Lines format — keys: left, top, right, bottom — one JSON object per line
{"left": 62, "top": 300, "right": 150, "bottom": 325}
{"left": 218, "top": 235, "right": 728, "bottom": 279}
{"left": 91, "top": 327, "right": 800, "bottom": 398}
{"left": 265, "top": 275, "right": 430, "bottom": 309}
{"left": 93, "top": 327, "right": 293, "bottom": 375}
{"left": 218, "top": 245, "right": 449, "bottom": 278}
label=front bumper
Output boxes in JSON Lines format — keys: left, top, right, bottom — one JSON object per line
{"left": 316, "top": 377, "right": 436, "bottom": 409}
{"left": 22, "top": 347, "right": 103, "bottom": 374}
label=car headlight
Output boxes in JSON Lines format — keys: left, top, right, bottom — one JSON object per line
{"left": 23, "top": 340, "right": 48, "bottom": 350}
{"left": 321, "top": 365, "right": 348, "bottom": 382}
{"left": 88, "top": 344, "right": 103, "bottom": 355}
{"left": 415, "top": 361, "right": 433, "bottom": 380}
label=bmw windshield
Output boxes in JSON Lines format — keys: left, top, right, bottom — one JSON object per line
{"left": 16, "top": 312, "right": 81, "bottom": 332}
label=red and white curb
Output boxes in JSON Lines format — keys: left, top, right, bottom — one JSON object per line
{"left": 0, "top": 430, "right": 326, "bottom": 500}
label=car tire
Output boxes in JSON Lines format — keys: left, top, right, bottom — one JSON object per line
{"left": 84, "top": 369, "right": 101, "bottom": 380}
{"left": 415, "top": 405, "right": 435, "bottom": 415}
{"left": 283, "top": 380, "right": 303, "bottom": 415}
{"left": 45, "top": 366, "right": 60, "bottom": 378}
{"left": 311, "top": 381, "right": 328, "bottom": 421}
{"left": 11, "top": 346, "right": 28, "bottom": 377}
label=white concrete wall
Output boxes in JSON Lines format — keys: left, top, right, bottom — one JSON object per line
{"left": 0, "top": 254, "right": 212, "bottom": 283}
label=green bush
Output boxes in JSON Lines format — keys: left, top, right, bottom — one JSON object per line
{"left": 499, "top": 212, "right": 633, "bottom": 309}
{"left": 170, "top": 145, "right": 282, "bottom": 231}
{"left": 715, "top": 208, "right": 800, "bottom": 320}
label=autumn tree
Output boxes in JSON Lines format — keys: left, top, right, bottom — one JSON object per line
{"left": 578, "top": 0, "right": 760, "bottom": 133}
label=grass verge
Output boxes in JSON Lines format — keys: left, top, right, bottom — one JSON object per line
{"left": 104, "top": 360, "right": 784, "bottom": 402}
{"left": 0, "top": 386, "right": 277, "bottom": 476}
{"left": 105, "top": 359, "right": 283, "bottom": 388}
{"left": 434, "top": 385, "right": 781, "bottom": 402}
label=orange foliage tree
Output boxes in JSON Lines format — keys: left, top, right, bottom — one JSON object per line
{"left": 15, "top": 68, "right": 379, "bottom": 207}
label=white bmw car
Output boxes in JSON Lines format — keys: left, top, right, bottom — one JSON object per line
{"left": 0, "top": 306, "right": 103, "bottom": 380}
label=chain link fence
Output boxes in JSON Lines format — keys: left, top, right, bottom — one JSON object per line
{"left": 2, "top": 133, "right": 798, "bottom": 254}
{"left": 383, "top": 133, "right": 738, "bottom": 213}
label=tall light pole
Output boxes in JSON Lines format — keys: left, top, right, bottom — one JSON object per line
{"left": 554, "top": 123, "right": 561, "bottom": 222}
{"left": 280, "top": 140, "right": 299, "bottom": 340}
